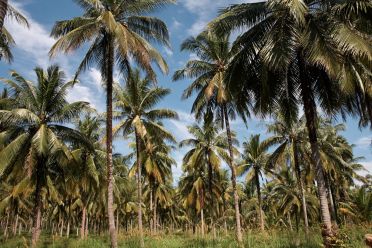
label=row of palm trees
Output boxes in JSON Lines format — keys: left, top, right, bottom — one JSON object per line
{"left": 0, "top": 0, "right": 371, "bottom": 248}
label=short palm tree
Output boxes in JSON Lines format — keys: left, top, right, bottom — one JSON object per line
{"left": 50, "top": 1, "right": 173, "bottom": 246}
{"left": 113, "top": 69, "right": 177, "bottom": 247}
{"left": 0, "top": 65, "right": 89, "bottom": 247}
{"left": 239, "top": 134, "right": 270, "bottom": 231}
{"left": 173, "top": 31, "right": 246, "bottom": 244}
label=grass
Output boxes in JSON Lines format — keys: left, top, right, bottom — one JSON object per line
{"left": 1, "top": 225, "right": 370, "bottom": 248}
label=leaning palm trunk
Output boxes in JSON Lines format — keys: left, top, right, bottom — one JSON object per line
{"left": 105, "top": 35, "right": 117, "bottom": 248}
{"left": 223, "top": 105, "right": 243, "bottom": 245}
{"left": 0, "top": 0, "right": 7, "bottom": 29}
{"left": 299, "top": 57, "right": 333, "bottom": 247}
{"left": 254, "top": 169, "right": 264, "bottom": 231}
{"left": 292, "top": 142, "right": 309, "bottom": 233}
{"left": 31, "top": 168, "right": 42, "bottom": 248}
{"left": 135, "top": 129, "right": 145, "bottom": 248}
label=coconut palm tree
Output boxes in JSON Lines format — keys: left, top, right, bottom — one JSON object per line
{"left": 266, "top": 115, "right": 310, "bottom": 232}
{"left": 179, "top": 116, "right": 237, "bottom": 235}
{"left": 0, "top": 3, "right": 28, "bottom": 62}
{"left": 113, "top": 69, "right": 177, "bottom": 247}
{"left": 49, "top": 1, "right": 173, "bottom": 246}
{"left": 0, "top": 65, "right": 90, "bottom": 247}
{"left": 209, "top": 1, "right": 371, "bottom": 245}
{"left": 239, "top": 134, "right": 270, "bottom": 231}
{"left": 173, "top": 31, "right": 247, "bottom": 244}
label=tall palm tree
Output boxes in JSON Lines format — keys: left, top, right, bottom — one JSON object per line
{"left": 239, "top": 134, "right": 270, "bottom": 232}
{"left": 0, "top": 65, "right": 89, "bottom": 247}
{"left": 210, "top": 1, "right": 371, "bottom": 245}
{"left": 266, "top": 115, "right": 310, "bottom": 232}
{"left": 173, "top": 31, "right": 246, "bottom": 244}
{"left": 113, "top": 69, "right": 177, "bottom": 247}
{"left": 50, "top": 1, "right": 173, "bottom": 246}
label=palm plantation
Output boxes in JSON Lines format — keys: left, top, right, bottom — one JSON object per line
{"left": 0, "top": 0, "right": 371, "bottom": 248}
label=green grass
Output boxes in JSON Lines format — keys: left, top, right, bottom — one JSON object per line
{"left": 1, "top": 226, "right": 369, "bottom": 248}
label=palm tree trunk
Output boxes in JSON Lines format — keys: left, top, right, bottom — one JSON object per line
{"left": 13, "top": 213, "right": 19, "bottom": 236}
{"left": 4, "top": 211, "right": 9, "bottom": 238}
{"left": 135, "top": 129, "right": 145, "bottom": 248}
{"left": 299, "top": 57, "right": 333, "bottom": 247}
{"left": 150, "top": 186, "right": 153, "bottom": 235}
{"left": 105, "top": 34, "right": 117, "bottom": 248}
{"left": 81, "top": 205, "right": 86, "bottom": 239}
{"left": 0, "top": 0, "right": 8, "bottom": 30}
{"left": 292, "top": 142, "right": 309, "bottom": 233}
{"left": 154, "top": 196, "right": 157, "bottom": 234}
{"left": 223, "top": 105, "right": 243, "bottom": 245}
{"left": 31, "top": 169, "right": 42, "bottom": 248}
{"left": 200, "top": 208, "right": 205, "bottom": 238}
{"left": 254, "top": 169, "right": 264, "bottom": 231}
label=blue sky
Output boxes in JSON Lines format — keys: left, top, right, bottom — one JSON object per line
{"left": 1, "top": 0, "right": 371, "bottom": 182}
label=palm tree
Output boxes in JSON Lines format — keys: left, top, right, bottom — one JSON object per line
{"left": 266, "top": 115, "right": 310, "bottom": 232}
{"left": 0, "top": 65, "right": 89, "bottom": 247}
{"left": 210, "top": 2, "right": 371, "bottom": 245}
{"left": 113, "top": 69, "right": 177, "bottom": 247}
{"left": 0, "top": 3, "right": 28, "bottom": 62}
{"left": 142, "top": 140, "right": 175, "bottom": 234}
{"left": 239, "top": 134, "right": 270, "bottom": 232}
{"left": 0, "top": 0, "right": 7, "bottom": 29}
{"left": 69, "top": 114, "right": 104, "bottom": 239}
{"left": 179, "top": 117, "right": 237, "bottom": 236}
{"left": 49, "top": 1, "right": 173, "bottom": 246}
{"left": 173, "top": 31, "right": 246, "bottom": 244}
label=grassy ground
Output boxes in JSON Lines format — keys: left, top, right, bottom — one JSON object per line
{"left": 1, "top": 226, "right": 370, "bottom": 248}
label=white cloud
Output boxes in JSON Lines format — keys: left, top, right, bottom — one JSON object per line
{"left": 355, "top": 136, "right": 372, "bottom": 148}
{"left": 172, "top": 18, "right": 182, "bottom": 30}
{"left": 360, "top": 161, "right": 372, "bottom": 176}
{"left": 181, "top": 0, "right": 247, "bottom": 36}
{"left": 163, "top": 47, "right": 174, "bottom": 57}
{"left": 6, "top": 1, "right": 104, "bottom": 111}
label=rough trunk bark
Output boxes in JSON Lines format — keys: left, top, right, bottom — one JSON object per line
{"left": 81, "top": 205, "right": 86, "bottom": 239}
{"left": 31, "top": 168, "right": 42, "bottom": 248}
{"left": 292, "top": 142, "right": 309, "bottom": 233}
{"left": 4, "top": 211, "right": 9, "bottom": 238}
{"left": 223, "top": 105, "right": 243, "bottom": 246}
{"left": 135, "top": 129, "right": 145, "bottom": 248}
{"left": 0, "top": 0, "right": 8, "bottom": 30}
{"left": 254, "top": 169, "right": 265, "bottom": 231}
{"left": 299, "top": 56, "right": 333, "bottom": 247}
{"left": 13, "top": 213, "right": 19, "bottom": 236}
{"left": 106, "top": 34, "right": 117, "bottom": 248}
{"left": 154, "top": 196, "right": 157, "bottom": 234}
{"left": 150, "top": 187, "right": 153, "bottom": 235}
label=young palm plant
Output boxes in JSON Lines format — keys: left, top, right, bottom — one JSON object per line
{"left": 113, "top": 69, "right": 177, "bottom": 247}
{"left": 0, "top": 65, "right": 89, "bottom": 247}
{"left": 49, "top": 1, "right": 173, "bottom": 246}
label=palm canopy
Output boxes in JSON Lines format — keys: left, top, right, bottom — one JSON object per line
{"left": 113, "top": 68, "right": 178, "bottom": 143}
{"left": 179, "top": 118, "right": 238, "bottom": 173}
{"left": 173, "top": 31, "right": 250, "bottom": 123}
{"left": 0, "top": 65, "right": 91, "bottom": 180}
{"left": 209, "top": 0, "right": 372, "bottom": 124}
{"left": 0, "top": 4, "right": 29, "bottom": 62}
{"left": 50, "top": 0, "right": 173, "bottom": 80}
{"left": 239, "top": 134, "right": 270, "bottom": 183}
